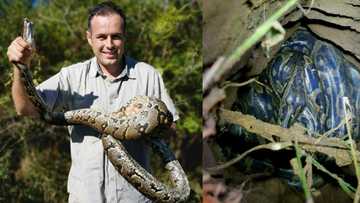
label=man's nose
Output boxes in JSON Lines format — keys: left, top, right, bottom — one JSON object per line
{"left": 105, "top": 36, "right": 114, "bottom": 48}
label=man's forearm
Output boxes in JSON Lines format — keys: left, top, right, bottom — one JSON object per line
{"left": 12, "top": 66, "right": 39, "bottom": 117}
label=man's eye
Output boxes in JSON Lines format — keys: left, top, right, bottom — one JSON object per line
{"left": 113, "top": 35, "right": 124, "bottom": 40}
{"left": 97, "top": 36, "right": 106, "bottom": 40}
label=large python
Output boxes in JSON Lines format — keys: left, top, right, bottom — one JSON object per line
{"left": 235, "top": 27, "right": 359, "bottom": 138}
{"left": 15, "top": 19, "right": 190, "bottom": 202}
{"left": 225, "top": 27, "right": 360, "bottom": 187}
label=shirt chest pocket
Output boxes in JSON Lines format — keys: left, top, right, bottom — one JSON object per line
{"left": 71, "top": 92, "right": 100, "bottom": 109}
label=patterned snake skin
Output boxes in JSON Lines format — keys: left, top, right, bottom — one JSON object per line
{"left": 15, "top": 19, "right": 190, "bottom": 202}
{"left": 226, "top": 27, "right": 360, "bottom": 188}
{"left": 237, "top": 27, "right": 359, "bottom": 138}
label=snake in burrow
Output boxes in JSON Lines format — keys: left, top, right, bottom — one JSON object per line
{"left": 235, "top": 27, "right": 359, "bottom": 138}
{"left": 14, "top": 18, "right": 190, "bottom": 203}
{"left": 225, "top": 27, "right": 360, "bottom": 188}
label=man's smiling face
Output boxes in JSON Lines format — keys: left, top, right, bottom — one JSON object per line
{"left": 87, "top": 13, "right": 125, "bottom": 71}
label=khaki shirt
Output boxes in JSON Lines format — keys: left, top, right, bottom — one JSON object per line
{"left": 37, "top": 56, "right": 178, "bottom": 203}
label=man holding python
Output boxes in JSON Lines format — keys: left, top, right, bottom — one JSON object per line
{"left": 7, "top": 1, "right": 185, "bottom": 202}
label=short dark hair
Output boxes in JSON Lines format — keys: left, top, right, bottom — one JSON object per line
{"left": 87, "top": 1, "right": 126, "bottom": 32}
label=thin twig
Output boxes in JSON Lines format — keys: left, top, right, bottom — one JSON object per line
{"left": 222, "top": 78, "right": 273, "bottom": 93}
{"left": 312, "top": 157, "right": 356, "bottom": 198}
{"left": 206, "top": 141, "right": 293, "bottom": 172}
{"left": 343, "top": 97, "right": 360, "bottom": 203}
{"left": 294, "top": 140, "right": 314, "bottom": 203}
{"left": 297, "top": 0, "right": 314, "bottom": 15}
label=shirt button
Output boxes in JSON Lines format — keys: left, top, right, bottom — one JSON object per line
{"left": 109, "top": 92, "right": 116, "bottom": 98}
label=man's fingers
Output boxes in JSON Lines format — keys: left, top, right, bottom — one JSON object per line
{"left": 14, "top": 37, "right": 31, "bottom": 49}
{"left": 7, "top": 46, "right": 30, "bottom": 64}
{"left": 7, "top": 36, "right": 33, "bottom": 64}
{"left": 7, "top": 48, "right": 23, "bottom": 63}
{"left": 13, "top": 42, "right": 32, "bottom": 55}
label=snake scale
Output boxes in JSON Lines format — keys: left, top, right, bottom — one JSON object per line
{"left": 15, "top": 19, "right": 190, "bottom": 202}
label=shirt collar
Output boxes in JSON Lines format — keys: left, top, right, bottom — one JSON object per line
{"left": 89, "top": 56, "right": 132, "bottom": 79}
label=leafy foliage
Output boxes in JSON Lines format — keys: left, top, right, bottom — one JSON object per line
{"left": 0, "top": 0, "right": 201, "bottom": 201}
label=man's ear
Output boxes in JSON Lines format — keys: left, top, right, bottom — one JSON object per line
{"left": 86, "top": 30, "right": 92, "bottom": 46}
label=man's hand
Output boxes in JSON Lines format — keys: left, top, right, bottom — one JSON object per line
{"left": 7, "top": 36, "right": 34, "bottom": 66}
{"left": 9, "top": 36, "right": 39, "bottom": 117}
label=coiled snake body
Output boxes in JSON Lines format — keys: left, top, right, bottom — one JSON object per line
{"left": 237, "top": 27, "right": 360, "bottom": 138}
{"left": 16, "top": 19, "right": 190, "bottom": 202}
{"left": 229, "top": 27, "right": 360, "bottom": 187}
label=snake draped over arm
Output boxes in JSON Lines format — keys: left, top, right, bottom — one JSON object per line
{"left": 14, "top": 18, "right": 190, "bottom": 203}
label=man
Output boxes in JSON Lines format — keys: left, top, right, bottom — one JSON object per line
{"left": 7, "top": 1, "right": 178, "bottom": 202}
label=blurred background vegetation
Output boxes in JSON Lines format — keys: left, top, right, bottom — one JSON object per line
{"left": 0, "top": 0, "right": 201, "bottom": 202}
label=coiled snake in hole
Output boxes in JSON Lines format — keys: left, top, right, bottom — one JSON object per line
{"left": 226, "top": 27, "right": 360, "bottom": 188}
{"left": 15, "top": 19, "right": 190, "bottom": 203}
